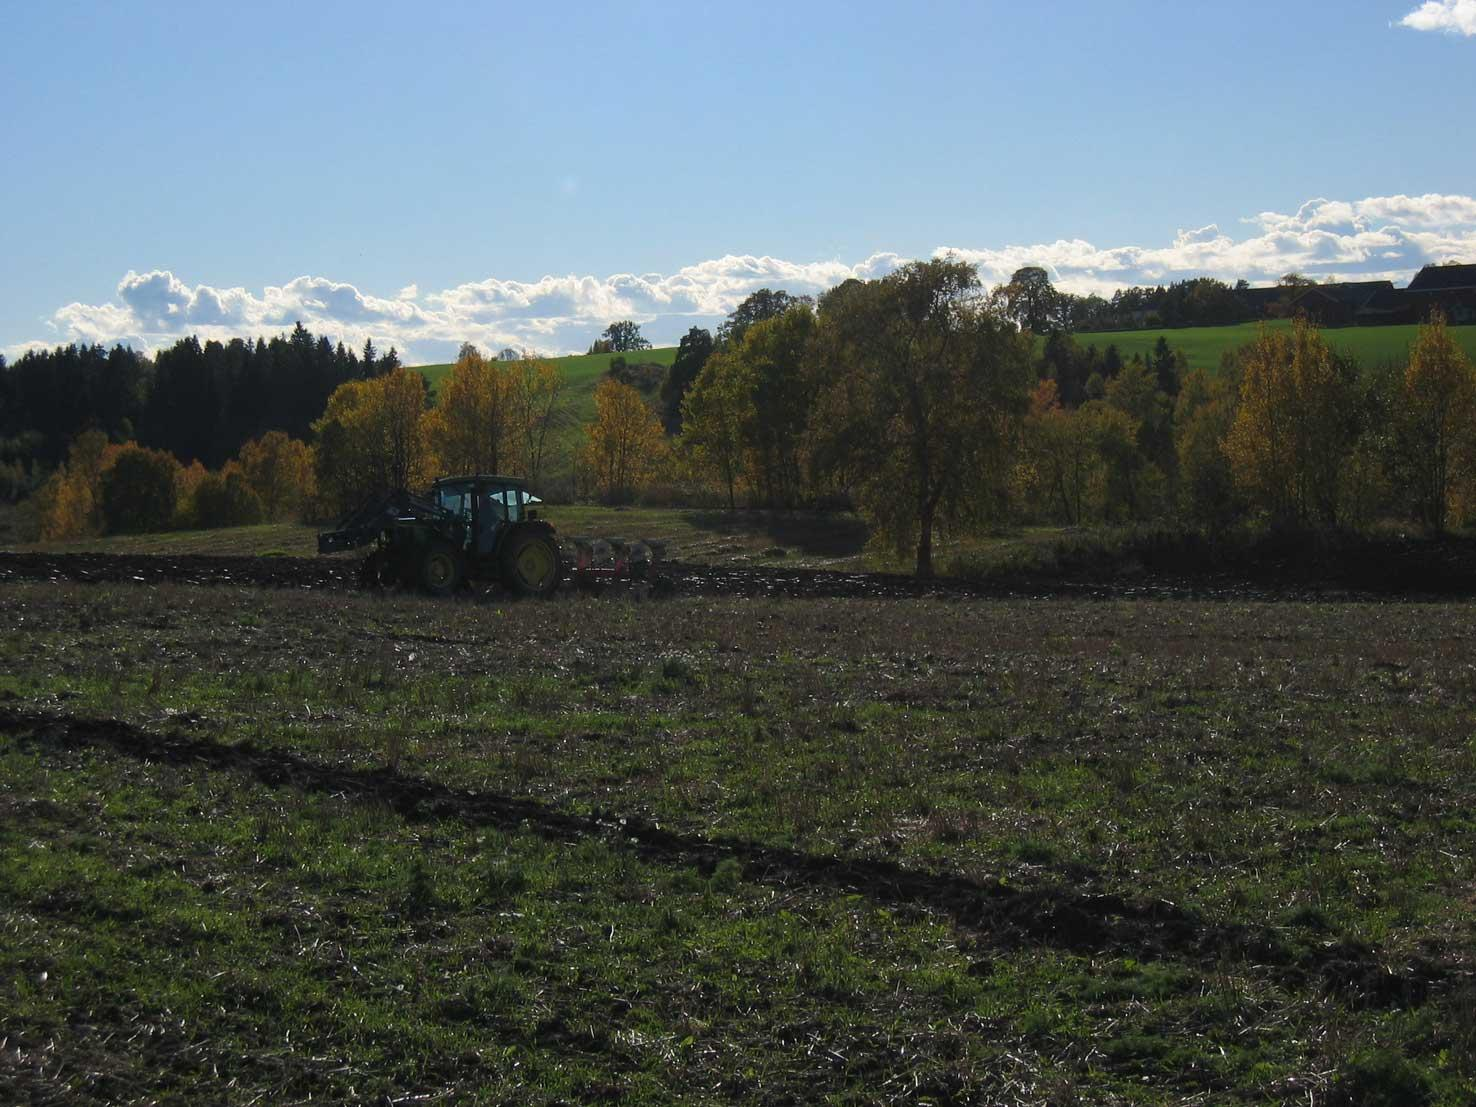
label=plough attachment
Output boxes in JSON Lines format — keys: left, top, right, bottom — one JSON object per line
{"left": 565, "top": 536, "right": 671, "bottom": 594}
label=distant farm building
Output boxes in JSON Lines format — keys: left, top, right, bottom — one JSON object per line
{"left": 1233, "top": 264, "right": 1476, "bottom": 327}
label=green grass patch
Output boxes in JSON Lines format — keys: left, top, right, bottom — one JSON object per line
{"left": 1069, "top": 320, "right": 1476, "bottom": 374}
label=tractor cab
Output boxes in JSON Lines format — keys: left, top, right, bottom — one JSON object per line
{"left": 431, "top": 475, "right": 543, "bottom": 558}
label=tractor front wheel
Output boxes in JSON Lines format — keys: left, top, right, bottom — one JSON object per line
{"left": 418, "top": 545, "right": 464, "bottom": 597}
{"left": 501, "top": 531, "right": 561, "bottom": 597}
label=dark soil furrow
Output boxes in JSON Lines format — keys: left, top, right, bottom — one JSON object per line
{"left": 6, "top": 548, "right": 1476, "bottom": 601}
{"left": 2, "top": 706, "right": 1452, "bottom": 1010}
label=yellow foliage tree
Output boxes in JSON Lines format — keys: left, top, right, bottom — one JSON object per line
{"left": 578, "top": 378, "right": 667, "bottom": 503}
{"left": 33, "top": 431, "right": 123, "bottom": 540}
{"left": 34, "top": 467, "right": 92, "bottom": 541}
{"left": 1173, "top": 368, "right": 1239, "bottom": 531}
{"left": 1021, "top": 380, "right": 1101, "bottom": 524}
{"left": 174, "top": 460, "right": 208, "bottom": 528}
{"left": 238, "top": 431, "right": 316, "bottom": 521}
{"left": 509, "top": 358, "right": 567, "bottom": 482}
{"left": 312, "top": 367, "right": 437, "bottom": 517}
{"left": 424, "top": 345, "right": 513, "bottom": 476}
{"left": 1223, "top": 319, "right": 1354, "bottom": 529}
{"left": 1398, "top": 311, "right": 1476, "bottom": 532}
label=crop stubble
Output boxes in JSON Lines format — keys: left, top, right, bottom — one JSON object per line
{"left": 2, "top": 572, "right": 1475, "bottom": 1104}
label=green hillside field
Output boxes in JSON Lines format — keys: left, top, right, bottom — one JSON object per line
{"left": 412, "top": 348, "right": 678, "bottom": 491}
{"left": 1068, "top": 320, "right": 1476, "bottom": 375}
{"left": 417, "top": 347, "right": 678, "bottom": 421}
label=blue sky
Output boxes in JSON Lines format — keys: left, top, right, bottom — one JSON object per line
{"left": 3, "top": 0, "right": 1474, "bottom": 362}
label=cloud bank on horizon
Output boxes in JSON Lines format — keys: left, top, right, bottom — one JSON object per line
{"left": 13, "top": 193, "right": 1476, "bottom": 364}
{"left": 1401, "top": 0, "right": 1476, "bottom": 35}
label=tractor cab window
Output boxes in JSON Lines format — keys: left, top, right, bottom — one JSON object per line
{"left": 482, "top": 486, "right": 529, "bottom": 523}
{"left": 436, "top": 484, "right": 473, "bottom": 521}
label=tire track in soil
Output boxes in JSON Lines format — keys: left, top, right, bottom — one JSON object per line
{"left": 2, "top": 707, "right": 1452, "bottom": 1010}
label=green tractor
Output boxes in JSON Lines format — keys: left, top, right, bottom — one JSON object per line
{"left": 318, "top": 474, "right": 563, "bottom": 597}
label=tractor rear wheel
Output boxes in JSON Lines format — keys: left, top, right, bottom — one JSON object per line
{"left": 418, "top": 545, "right": 463, "bottom": 596}
{"left": 501, "top": 531, "right": 561, "bottom": 597}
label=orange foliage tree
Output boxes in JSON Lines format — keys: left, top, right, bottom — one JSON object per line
{"left": 33, "top": 430, "right": 123, "bottom": 540}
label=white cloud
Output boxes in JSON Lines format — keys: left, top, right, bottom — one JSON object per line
{"left": 8, "top": 194, "right": 1476, "bottom": 363}
{"left": 1400, "top": 1, "right": 1476, "bottom": 35}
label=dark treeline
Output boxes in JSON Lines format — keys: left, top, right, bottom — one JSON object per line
{"left": 992, "top": 269, "right": 1253, "bottom": 333}
{"left": 0, "top": 324, "right": 401, "bottom": 474}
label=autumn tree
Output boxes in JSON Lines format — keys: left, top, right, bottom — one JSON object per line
{"left": 312, "top": 367, "right": 437, "bottom": 517}
{"left": 812, "top": 258, "right": 1034, "bottom": 577}
{"left": 425, "top": 344, "right": 513, "bottom": 476}
{"left": 32, "top": 430, "right": 124, "bottom": 540}
{"left": 1090, "top": 400, "right": 1158, "bottom": 521}
{"left": 578, "top": 378, "right": 667, "bottom": 503}
{"left": 508, "top": 357, "right": 568, "bottom": 483}
{"left": 1396, "top": 311, "right": 1476, "bottom": 532}
{"left": 33, "top": 467, "right": 92, "bottom": 541}
{"left": 1021, "top": 381, "right": 1101, "bottom": 525}
{"left": 1224, "top": 319, "right": 1356, "bottom": 529}
{"left": 730, "top": 306, "right": 820, "bottom": 508}
{"left": 238, "top": 431, "right": 316, "bottom": 521}
{"left": 192, "top": 463, "right": 265, "bottom": 528}
{"left": 1105, "top": 355, "right": 1174, "bottom": 475}
{"left": 174, "top": 460, "right": 208, "bottom": 527}
{"left": 679, "top": 351, "right": 754, "bottom": 509}
{"left": 1174, "top": 368, "right": 1240, "bottom": 531}
{"left": 100, "top": 444, "right": 181, "bottom": 534}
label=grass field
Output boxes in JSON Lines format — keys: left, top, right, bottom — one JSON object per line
{"left": 1071, "top": 320, "right": 1476, "bottom": 375}
{"left": 2, "top": 582, "right": 1474, "bottom": 1104}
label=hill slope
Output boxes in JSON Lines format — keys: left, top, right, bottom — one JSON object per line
{"left": 411, "top": 347, "right": 679, "bottom": 491}
{"left": 1068, "top": 320, "right": 1476, "bottom": 374}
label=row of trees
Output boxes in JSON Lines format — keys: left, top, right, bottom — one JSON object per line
{"left": 988, "top": 267, "right": 1302, "bottom": 334}
{"left": 672, "top": 261, "right": 1031, "bottom": 574}
{"left": 34, "top": 429, "right": 316, "bottom": 541}
{"left": 637, "top": 265, "right": 1475, "bottom": 574}
{"left": 16, "top": 264, "right": 1475, "bottom": 577}
{"left": 0, "top": 324, "right": 403, "bottom": 478}
{"left": 310, "top": 347, "right": 569, "bottom": 518}
{"left": 32, "top": 341, "right": 571, "bottom": 539}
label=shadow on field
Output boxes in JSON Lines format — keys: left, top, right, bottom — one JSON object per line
{"left": 684, "top": 510, "right": 870, "bottom": 558}
{"left": 2, "top": 706, "right": 1449, "bottom": 1011}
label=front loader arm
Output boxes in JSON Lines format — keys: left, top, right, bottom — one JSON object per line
{"left": 317, "top": 490, "right": 454, "bottom": 554}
